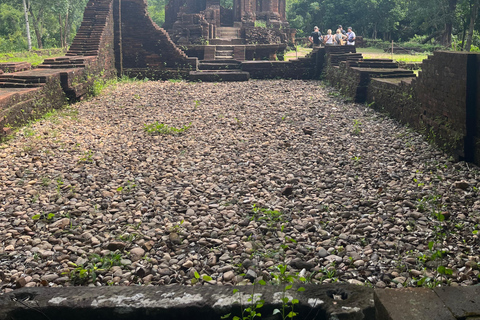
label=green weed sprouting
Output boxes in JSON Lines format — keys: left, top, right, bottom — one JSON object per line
{"left": 352, "top": 119, "right": 362, "bottom": 135}
{"left": 143, "top": 121, "right": 191, "bottom": 135}
{"left": 78, "top": 150, "right": 94, "bottom": 164}
{"left": 66, "top": 252, "right": 123, "bottom": 285}
{"left": 32, "top": 212, "right": 55, "bottom": 221}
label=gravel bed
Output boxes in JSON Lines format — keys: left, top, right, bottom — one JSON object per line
{"left": 0, "top": 79, "right": 479, "bottom": 292}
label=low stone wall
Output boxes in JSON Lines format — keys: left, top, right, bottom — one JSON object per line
{"left": 366, "top": 51, "right": 480, "bottom": 163}
{"left": 367, "top": 78, "right": 419, "bottom": 125}
{"left": 0, "top": 284, "right": 374, "bottom": 320}
{"left": 1, "top": 285, "right": 479, "bottom": 320}
{"left": 0, "top": 74, "right": 67, "bottom": 137}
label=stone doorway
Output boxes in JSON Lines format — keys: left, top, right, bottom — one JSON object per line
{"left": 220, "top": 0, "right": 234, "bottom": 26}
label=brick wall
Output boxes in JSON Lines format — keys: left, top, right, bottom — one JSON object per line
{"left": 116, "top": 0, "right": 198, "bottom": 79}
{"left": 414, "top": 51, "right": 470, "bottom": 159}
{"left": 365, "top": 51, "right": 480, "bottom": 164}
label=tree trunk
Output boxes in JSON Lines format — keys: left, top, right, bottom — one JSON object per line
{"left": 422, "top": 30, "right": 442, "bottom": 44}
{"left": 29, "top": 6, "right": 43, "bottom": 49}
{"left": 22, "top": 0, "right": 32, "bottom": 50}
{"left": 461, "top": 17, "right": 467, "bottom": 50}
{"left": 465, "top": 0, "right": 480, "bottom": 51}
{"left": 59, "top": 14, "right": 65, "bottom": 47}
{"left": 443, "top": 0, "right": 458, "bottom": 47}
{"left": 64, "top": 10, "right": 69, "bottom": 47}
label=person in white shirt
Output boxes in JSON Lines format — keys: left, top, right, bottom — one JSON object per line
{"left": 324, "top": 29, "right": 335, "bottom": 45}
{"left": 346, "top": 27, "right": 356, "bottom": 46}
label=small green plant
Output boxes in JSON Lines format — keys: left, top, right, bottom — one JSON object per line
{"left": 55, "top": 176, "right": 64, "bottom": 194}
{"left": 352, "top": 119, "right": 362, "bottom": 135}
{"left": 116, "top": 180, "right": 136, "bottom": 193}
{"left": 32, "top": 212, "right": 55, "bottom": 221}
{"left": 194, "top": 100, "right": 201, "bottom": 109}
{"left": 41, "top": 176, "right": 51, "bottom": 187}
{"left": 223, "top": 284, "right": 265, "bottom": 320}
{"left": 191, "top": 271, "right": 213, "bottom": 285}
{"left": 251, "top": 204, "right": 285, "bottom": 229}
{"left": 171, "top": 219, "right": 184, "bottom": 233}
{"left": 91, "top": 78, "right": 118, "bottom": 96}
{"left": 118, "top": 233, "right": 141, "bottom": 242}
{"left": 23, "top": 127, "right": 36, "bottom": 137}
{"left": 352, "top": 156, "right": 361, "bottom": 163}
{"left": 271, "top": 263, "right": 305, "bottom": 319}
{"left": 67, "top": 252, "right": 123, "bottom": 285}
{"left": 78, "top": 150, "right": 94, "bottom": 164}
{"left": 143, "top": 121, "right": 191, "bottom": 135}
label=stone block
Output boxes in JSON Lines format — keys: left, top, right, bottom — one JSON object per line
{"left": 375, "top": 288, "right": 456, "bottom": 320}
{"left": 434, "top": 286, "right": 480, "bottom": 319}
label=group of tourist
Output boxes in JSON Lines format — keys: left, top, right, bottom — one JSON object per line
{"left": 309, "top": 25, "right": 356, "bottom": 47}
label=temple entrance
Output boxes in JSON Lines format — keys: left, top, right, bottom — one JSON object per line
{"left": 220, "top": 0, "right": 234, "bottom": 26}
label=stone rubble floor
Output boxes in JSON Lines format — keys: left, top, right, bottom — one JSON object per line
{"left": 0, "top": 79, "right": 479, "bottom": 291}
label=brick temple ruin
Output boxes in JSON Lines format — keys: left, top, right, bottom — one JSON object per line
{"left": 163, "top": 0, "right": 294, "bottom": 61}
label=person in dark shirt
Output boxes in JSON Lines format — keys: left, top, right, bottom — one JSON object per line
{"left": 309, "top": 26, "right": 322, "bottom": 47}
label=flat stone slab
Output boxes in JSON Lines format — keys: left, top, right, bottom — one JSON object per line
{"left": 0, "top": 284, "right": 374, "bottom": 320}
{"left": 0, "top": 62, "right": 32, "bottom": 73}
{"left": 435, "top": 286, "right": 480, "bottom": 318}
{"left": 375, "top": 288, "right": 456, "bottom": 320}
{"left": 189, "top": 70, "right": 250, "bottom": 82}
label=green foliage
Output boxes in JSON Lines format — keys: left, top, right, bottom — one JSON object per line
{"left": 67, "top": 252, "right": 123, "bottom": 285}
{"left": 251, "top": 204, "right": 285, "bottom": 229}
{"left": 352, "top": 119, "right": 362, "bottom": 135}
{"left": 271, "top": 263, "right": 305, "bottom": 320}
{"left": 0, "top": 0, "right": 88, "bottom": 52}
{"left": 254, "top": 20, "right": 268, "bottom": 28}
{"left": 191, "top": 271, "right": 214, "bottom": 285}
{"left": 287, "top": 0, "right": 480, "bottom": 49}
{"left": 147, "top": 0, "right": 166, "bottom": 27}
{"left": 78, "top": 150, "right": 93, "bottom": 164}
{"left": 116, "top": 180, "right": 136, "bottom": 193}
{"left": 91, "top": 78, "right": 118, "bottom": 96}
{"left": 143, "top": 121, "right": 191, "bottom": 135}
{"left": 32, "top": 212, "right": 55, "bottom": 221}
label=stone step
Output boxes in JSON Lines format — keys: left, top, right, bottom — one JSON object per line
{"left": 38, "top": 64, "right": 86, "bottom": 69}
{"left": 347, "top": 61, "right": 399, "bottom": 69}
{"left": 216, "top": 50, "right": 234, "bottom": 57}
{"left": 189, "top": 70, "right": 250, "bottom": 82}
{"left": 0, "top": 77, "right": 46, "bottom": 84}
{"left": 0, "top": 82, "right": 45, "bottom": 88}
{"left": 199, "top": 62, "right": 241, "bottom": 70}
{"left": 216, "top": 46, "right": 234, "bottom": 51}
{"left": 209, "top": 39, "right": 244, "bottom": 45}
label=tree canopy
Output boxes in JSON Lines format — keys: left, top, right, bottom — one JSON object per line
{"left": 288, "top": 0, "right": 480, "bottom": 49}
{"left": 1, "top": 0, "right": 480, "bottom": 52}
